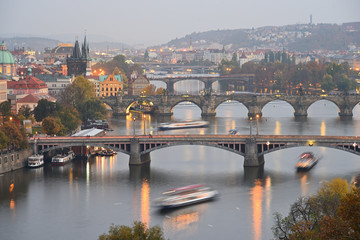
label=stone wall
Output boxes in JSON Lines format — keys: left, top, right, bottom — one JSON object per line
{"left": 0, "top": 149, "right": 33, "bottom": 174}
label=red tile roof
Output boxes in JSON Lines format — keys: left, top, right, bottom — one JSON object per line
{"left": 7, "top": 76, "right": 47, "bottom": 89}
{"left": 16, "top": 94, "right": 39, "bottom": 103}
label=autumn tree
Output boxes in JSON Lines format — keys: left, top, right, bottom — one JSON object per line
{"left": 18, "top": 105, "right": 33, "bottom": 119}
{"left": 0, "top": 101, "right": 12, "bottom": 120}
{"left": 321, "top": 74, "right": 336, "bottom": 92}
{"left": 142, "top": 84, "right": 156, "bottom": 95}
{"left": 98, "top": 221, "right": 166, "bottom": 240}
{"left": 0, "top": 130, "right": 10, "bottom": 150}
{"left": 272, "top": 178, "right": 356, "bottom": 240}
{"left": 155, "top": 87, "right": 166, "bottom": 95}
{"left": 41, "top": 116, "right": 64, "bottom": 136}
{"left": 0, "top": 121, "right": 28, "bottom": 149}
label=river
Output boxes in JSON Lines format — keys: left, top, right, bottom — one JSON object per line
{"left": 1, "top": 99, "right": 360, "bottom": 240}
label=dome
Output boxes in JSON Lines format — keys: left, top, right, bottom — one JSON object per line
{"left": 0, "top": 43, "right": 15, "bottom": 64}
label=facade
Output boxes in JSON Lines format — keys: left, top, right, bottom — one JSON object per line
{"left": 16, "top": 94, "right": 56, "bottom": 113}
{"left": 0, "top": 42, "right": 16, "bottom": 77}
{"left": 7, "top": 70, "right": 48, "bottom": 99}
{"left": 0, "top": 149, "right": 32, "bottom": 174}
{"left": 44, "top": 43, "right": 73, "bottom": 65}
{"left": 0, "top": 77, "right": 7, "bottom": 104}
{"left": 34, "top": 73, "right": 72, "bottom": 96}
{"left": 99, "top": 74, "right": 123, "bottom": 97}
{"left": 128, "top": 72, "right": 150, "bottom": 96}
{"left": 67, "top": 36, "right": 91, "bottom": 77}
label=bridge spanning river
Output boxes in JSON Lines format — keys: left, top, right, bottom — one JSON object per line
{"left": 103, "top": 93, "right": 360, "bottom": 118}
{"left": 31, "top": 134, "right": 360, "bottom": 167}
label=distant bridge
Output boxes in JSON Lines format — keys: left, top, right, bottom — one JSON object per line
{"left": 30, "top": 134, "right": 360, "bottom": 167}
{"left": 103, "top": 94, "right": 360, "bottom": 118}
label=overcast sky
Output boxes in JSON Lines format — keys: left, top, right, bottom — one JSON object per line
{"left": 1, "top": 0, "right": 359, "bottom": 47}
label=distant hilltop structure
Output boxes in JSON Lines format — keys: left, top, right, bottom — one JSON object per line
{"left": 66, "top": 35, "right": 91, "bottom": 77}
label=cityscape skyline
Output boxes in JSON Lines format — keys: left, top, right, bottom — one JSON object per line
{"left": 1, "top": 0, "right": 360, "bottom": 47}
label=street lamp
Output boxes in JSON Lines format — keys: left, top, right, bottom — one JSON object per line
{"left": 143, "top": 114, "right": 146, "bottom": 135}
{"left": 133, "top": 117, "right": 136, "bottom": 137}
{"left": 255, "top": 114, "right": 260, "bottom": 135}
{"left": 249, "top": 117, "right": 253, "bottom": 138}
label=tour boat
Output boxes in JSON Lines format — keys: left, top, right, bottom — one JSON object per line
{"left": 158, "top": 120, "right": 209, "bottom": 131}
{"left": 296, "top": 152, "right": 319, "bottom": 171}
{"left": 99, "top": 149, "right": 117, "bottom": 156}
{"left": 51, "top": 151, "right": 75, "bottom": 166}
{"left": 27, "top": 154, "right": 44, "bottom": 168}
{"left": 154, "top": 184, "right": 219, "bottom": 209}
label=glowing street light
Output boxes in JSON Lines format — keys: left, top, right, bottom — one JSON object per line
{"left": 143, "top": 115, "right": 146, "bottom": 135}
{"left": 133, "top": 117, "right": 136, "bottom": 137}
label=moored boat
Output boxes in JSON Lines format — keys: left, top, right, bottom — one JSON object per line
{"left": 158, "top": 120, "right": 209, "bottom": 131}
{"left": 27, "top": 154, "right": 44, "bottom": 168}
{"left": 99, "top": 149, "right": 117, "bottom": 156}
{"left": 296, "top": 152, "right": 319, "bottom": 171}
{"left": 154, "top": 184, "right": 219, "bottom": 209}
{"left": 51, "top": 151, "right": 75, "bottom": 166}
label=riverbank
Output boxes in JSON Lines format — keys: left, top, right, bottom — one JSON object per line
{"left": 0, "top": 149, "right": 32, "bottom": 174}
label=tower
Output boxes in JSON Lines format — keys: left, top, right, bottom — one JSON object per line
{"left": 67, "top": 35, "right": 91, "bottom": 77}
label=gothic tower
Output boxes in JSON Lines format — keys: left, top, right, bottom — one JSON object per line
{"left": 67, "top": 35, "right": 91, "bottom": 77}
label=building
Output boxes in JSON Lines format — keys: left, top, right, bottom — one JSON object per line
{"left": 99, "top": 73, "right": 123, "bottom": 97}
{"left": 16, "top": 94, "right": 56, "bottom": 113}
{"left": 44, "top": 43, "right": 73, "bottom": 65}
{"left": 7, "top": 69, "right": 48, "bottom": 99}
{"left": 0, "top": 76, "right": 7, "bottom": 104}
{"left": 67, "top": 36, "right": 91, "bottom": 77}
{"left": 128, "top": 72, "right": 150, "bottom": 96}
{"left": 34, "top": 73, "right": 73, "bottom": 97}
{"left": 0, "top": 42, "right": 16, "bottom": 77}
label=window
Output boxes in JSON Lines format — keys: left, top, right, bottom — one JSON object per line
{"left": 0, "top": 157, "right": 2, "bottom": 164}
{"left": 114, "top": 88, "right": 117, "bottom": 92}
{"left": 4, "top": 157, "right": 7, "bottom": 163}
{"left": 11, "top": 155, "right": 14, "bottom": 161}
{"left": 17, "top": 154, "right": 19, "bottom": 160}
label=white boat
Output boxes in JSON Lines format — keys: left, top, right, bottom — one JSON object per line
{"left": 155, "top": 184, "right": 219, "bottom": 209}
{"left": 296, "top": 152, "right": 319, "bottom": 171}
{"left": 27, "top": 154, "right": 44, "bottom": 168}
{"left": 158, "top": 121, "right": 209, "bottom": 131}
{"left": 51, "top": 151, "right": 75, "bottom": 166}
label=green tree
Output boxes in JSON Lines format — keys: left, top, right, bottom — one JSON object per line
{"left": 33, "top": 99, "right": 59, "bottom": 122}
{"left": 337, "top": 74, "right": 355, "bottom": 93}
{"left": 321, "top": 74, "right": 336, "bottom": 92}
{"left": 58, "top": 75, "right": 95, "bottom": 107}
{"left": 41, "top": 116, "right": 64, "bottom": 136}
{"left": 98, "top": 221, "right": 166, "bottom": 240}
{"left": 18, "top": 105, "right": 33, "bottom": 119}
{"left": 0, "top": 130, "right": 10, "bottom": 150}
{"left": 0, "top": 101, "right": 11, "bottom": 119}
{"left": 77, "top": 98, "right": 107, "bottom": 121}
{"left": 57, "top": 106, "right": 81, "bottom": 134}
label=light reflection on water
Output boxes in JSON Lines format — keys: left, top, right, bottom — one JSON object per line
{"left": 1, "top": 99, "right": 360, "bottom": 240}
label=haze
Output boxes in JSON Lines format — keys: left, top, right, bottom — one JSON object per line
{"left": 1, "top": 0, "right": 359, "bottom": 47}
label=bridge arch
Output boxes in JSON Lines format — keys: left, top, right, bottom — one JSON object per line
{"left": 261, "top": 100, "right": 296, "bottom": 117}
{"left": 169, "top": 99, "right": 203, "bottom": 113}
{"left": 37, "top": 143, "right": 130, "bottom": 156}
{"left": 307, "top": 99, "right": 340, "bottom": 117}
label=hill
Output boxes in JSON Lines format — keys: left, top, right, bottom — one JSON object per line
{"left": 162, "top": 22, "right": 360, "bottom": 51}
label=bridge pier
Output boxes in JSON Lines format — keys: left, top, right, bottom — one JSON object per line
{"left": 129, "top": 138, "right": 151, "bottom": 165}
{"left": 248, "top": 106, "right": 262, "bottom": 119}
{"left": 244, "top": 138, "right": 264, "bottom": 167}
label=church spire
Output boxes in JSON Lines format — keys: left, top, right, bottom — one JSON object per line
{"left": 82, "top": 34, "right": 90, "bottom": 59}
{"left": 72, "top": 39, "right": 81, "bottom": 58}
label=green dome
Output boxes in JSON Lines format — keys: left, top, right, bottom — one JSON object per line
{"left": 0, "top": 44, "right": 15, "bottom": 64}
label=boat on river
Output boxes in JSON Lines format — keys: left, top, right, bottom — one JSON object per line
{"left": 154, "top": 184, "right": 219, "bottom": 209}
{"left": 99, "top": 149, "right": 117, "bottom": 156}
{"left": 158, "top": 120, "right": 209, "bottom": 131}
{"left": 51, "top": 151, "right": 75, "bottom": 166}
{"left": 296, "top": 152, "right": 319, "bottom": 171}
{"left": 27, "top": 154, "right": 44, "bottom": 168}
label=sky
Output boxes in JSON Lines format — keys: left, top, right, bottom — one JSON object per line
{"left": 1, "top": 0, "right": 360, "bottom": 47}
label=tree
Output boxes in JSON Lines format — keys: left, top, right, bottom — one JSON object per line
{"left": 57, "top": 106, "right": 81, "bottom": 134}
{"left": 41, "top": 116, "right": 64, "bottom": 136}
{"left": 98, "top": 221, "right": 166, "bottom": 240}
{"left": 321, "top": 74, "right": 336, "bottom": 92}
{"left": 155, "top": 87, "right": 165, "bottom": 95}
{"left": 0, "top": 101, "right": 11, "bottom": 120}
{"left": 337, "top": 74, "right": 355, "bottom": 93}
{"left": 33, "top": 99, "right": 59, "bottom": 122}
{"left": 18, "top": 105, "right": 33, "bottom": 119}
{"left": 272, "top": 178, "right": 355, "bottom": 240}
{"left": 76, "top": 98, "right": 107, "bottom": 121}
{"left": 0, "top": 130, "right": 10, "bottom": 150}
{"left": 0, "top": 121, "right": 27, "bottom": 149}
{"left": 142, "top": 84, "right": 156, "bottom": 95}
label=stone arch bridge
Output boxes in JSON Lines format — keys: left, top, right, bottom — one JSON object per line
{"left": 103, "top": 94, "right": 360, "bottom": 118}
{"left": 31, "top": 135, "right": 360, "bottom": 167}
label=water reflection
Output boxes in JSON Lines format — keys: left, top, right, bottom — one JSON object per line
{"left": 251, "top": 179, "right": 263, "bottom": 240}
{"left": 141, "top": 179, "right": 150, "bottom": 226}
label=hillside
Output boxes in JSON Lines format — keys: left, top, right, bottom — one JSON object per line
{"left": 163, "top": 22, "right": 360, "bottom": 51}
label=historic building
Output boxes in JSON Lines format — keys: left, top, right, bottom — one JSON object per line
{"left": 67, "top": 36, "right": 91, "bottom": 77}
{"left": 99, "top": 73, "right": 123, "bottom": 97}
{"left": 0, "top": 76, "right": 7, "bottom": 104}
{"left": 0, "top": 42, "right": 16, "bottom": 77}
{"left": 44, "top": 43, "right": 73, "bottom": 65}
{"left": 128, "top": 71, "right": 150, "bottom": 96}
